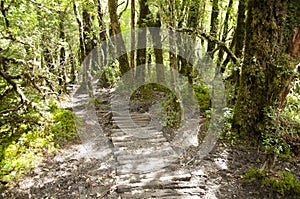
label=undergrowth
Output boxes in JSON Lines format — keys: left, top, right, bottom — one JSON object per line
{"left": 130, "top": 82, "right": 211, "bottom": 128}
{"left": 0, "top": 101, "right": 77, "bottom": 183}
{"left": 243, "top": 168, "right": 300, "bottom": 196}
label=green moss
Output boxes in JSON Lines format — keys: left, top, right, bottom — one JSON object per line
{"left": 193, "top": 84, "right": 211, "bottom": 111}
{"left": 49, "top": 104, "right": 78, "bottom": 146}
{"left": 262, "top": 171, "right": 300, "bottom": 196}
{"left": 243, "top": 168, "right": 300, "bottom": 196}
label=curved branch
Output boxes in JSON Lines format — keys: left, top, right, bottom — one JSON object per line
{"left": 0, "top": 68, "right": 29, "bottom": 104}
{"left": 196, "top": 30, "right": 238, "bottom": 63}
{"left": 118, "top": 0, "right": 129, "bottom": 19}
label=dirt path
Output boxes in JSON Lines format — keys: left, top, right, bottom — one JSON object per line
{"left": 2, "top": 87, "right": 300, "bottom": 199}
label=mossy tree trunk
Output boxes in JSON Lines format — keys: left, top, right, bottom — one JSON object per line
{"left": 58, "top": 11, "right": 67, "bottom": 93}
{"left": 108, "top": 0, "right": 130, "bottom": 76}
{"left": 179, "top": 0, "right": 204, "bottom": 84}
{"left": 207, "top": 0, "right": 219, "bottom": 55}
{"left": 233, "top": 0, "right": 299, "bottom": 137}
{"left": 130, "top": 0, "right": 135, "bottom": 70}
{"left": 148, "top": 14, "right": 165, "bottom": 82}
{"left": 223, "top": 0, "right": 246, "bottom": 105}
{"left": 136, "top": 0, "right": 150, "bottom": 83}
{"left": 217, "top": 0, "right": 233, "bottom": 71}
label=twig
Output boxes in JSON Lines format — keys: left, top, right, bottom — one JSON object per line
{"left": 118, "top": 0, "right": 129, "bottom": 19}
{"left": 183, "top": 28, "right": 238, "bottom": 63}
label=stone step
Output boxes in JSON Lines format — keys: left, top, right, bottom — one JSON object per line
{"left": 116, "top": 161, "right": 179, "bottom": 176}
{"left": 120, "top": 188, "right": 206, "bottom": 198}
{"left": 111, "top": 135, "right": 166, "bottom": 143}
{"left": 114, "top": 146, "right": 175, "bottom": 159}
{"left": 110, "top": 129, "right": 162, "bottom": 138}
{"left": 117, "top": 180, "right": 203, "bottom": 193}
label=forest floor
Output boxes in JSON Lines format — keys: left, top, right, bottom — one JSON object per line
{"left": 1, "top": 87, "right": 300, "bottom": 199}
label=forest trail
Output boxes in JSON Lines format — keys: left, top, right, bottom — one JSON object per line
{"left": 3, "top": 86, "right": 289, "bottom": 199}
{"left": 95, "top": 87, "right": 221, "bottom": 198}
{"left": 111, "top": 112, "right": 205, "bottom": 198}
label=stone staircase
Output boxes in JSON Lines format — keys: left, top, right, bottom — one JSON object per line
{"left": 110, "top": 111, "right": 205, "bottom": 198}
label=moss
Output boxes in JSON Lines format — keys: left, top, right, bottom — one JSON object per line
{"left": 49, "top": 103, "right": 78, "bottom": 146}
{"left": 243, "top": 168, "right": 300, "bottom": 196}
{"left": 193, "top": 84, "right": 211, "bottom": 111}
{"left": 262, "top": 171, "right": 300, "bottom": 196}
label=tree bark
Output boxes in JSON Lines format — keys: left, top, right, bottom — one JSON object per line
{"left": 82, "top": 4, "right": 96, "bottom": 55}
{"left": 207, "top": 0, "right": 219, "bottom": 55}
{"left": 58, "top": 10, "right": 68, "bottom": 93}
{"left": 108, "top": 0, "right": 130, "bottom": 75}
{"left": 223, "top": 0, "right": 246, "bottom": 105}
{"left": 233, "top": 0, "right": 298, "bottom": 137}
{"left": 95, "top": 0, "right": 107, "bottom": 42}
{"left": 217, "top": 0, "right": 233, "bottom": 71}
{"left": 73, "top": 1, "right": 85, "bottom": 63}
{"left": 148, "top": 14, "right": 165, "bottom": 82}
{"left": 130, "top": 0, "right": 135, "bottom": 69}
{"left": 234, "top": 0, "right": 246, "bottom": 59}
{"left": 136, "top": 0, "right": 150, "bottom": 83}
{"left": 180, "top": 0, "right": 204, "bottom": 84}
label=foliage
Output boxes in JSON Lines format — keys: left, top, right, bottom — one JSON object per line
{"left": 130, "top": 83, "right": 182, "bottom": 128}
{"left": 130, "top": 82, "right": 211, "bottom": 128}
{"left": 221, "top": 107, "right": 241, "bottom": 144}
{"left": 0, "top": 0, "right": 298, "bottom": 194}
{"left": 0, "top": 124, "right": 55, "bottom": 182}
{"left": 0, "top": 100, "right": 78, "bottom": 183}
{"left": 158, "top": 92, "right": 182, "bottom": 128}
{"left": 260, "top": 90, "right": 300, "bottom": 159}
{"left": 47, "top": 102, "right": 78, "bottom": 146}
{"left": 193, "top": 84, "right": 211, "bottom": 111}
{"left": 243, "top": 168, "right": 268, "bottom": 183}
{"left": 243, "top": 168, "right": 300, "bottom": 196}
{"left": 100, "top": 63, "right": 121, "bottom": 87}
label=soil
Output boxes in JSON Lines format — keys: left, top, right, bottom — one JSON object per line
{"left": 1, "top": 87, "right": 300, "bottom": 199}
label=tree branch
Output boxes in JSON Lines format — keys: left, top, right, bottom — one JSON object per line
{"left": 196, "top": 30, "right": 238, "bottom": 63}
{"left": 0, "top": 68, "right": 29, "bottom": 104}
{"left": 118, "top": 0, "right": 129, "bottom": 19}
{"left": 183, "top": 29, "right": 238, "bottom": 63}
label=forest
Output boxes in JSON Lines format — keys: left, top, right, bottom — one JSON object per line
{"left": 0, "top": 0, "right": 300, "bottom": 198}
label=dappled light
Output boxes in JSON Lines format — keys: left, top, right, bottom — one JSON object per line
{"left": 1, "top": 0, "right": 300, "bottom": 198}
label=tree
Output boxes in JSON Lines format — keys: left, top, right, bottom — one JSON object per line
{"left": 217, "top": 0, "right": 234, "bottom": 71}
{"left": 207, "top": 0, "right": 219, "bottom": 55}
{"left": 233, "top": 0, "right": 300, "bottom": 138}
{"left": 108, "top": 0, "right": 130, "bottom": 75}
{"left": 148, "top": 14, "right": 165, "bottom": 82}
{"left": 136, "top": 0, "right": 150, "bottom": 83}
{"left": 130, "top": 0, "right": 135, "bottom": 69}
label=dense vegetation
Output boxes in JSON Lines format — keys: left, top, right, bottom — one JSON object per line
{"left": 0, "top": 0, "right": 299, "bottom": 196}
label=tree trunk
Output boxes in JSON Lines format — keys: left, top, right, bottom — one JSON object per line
{"left": 108, "top": 0, "right": 130, "bottom": 75}
{"left": 233, "top": 0, "right": 298, "bottom": 137}
{"left": 223, "top": 0, "right": 246, "bottom": 105}
{"left": 168, "top": 0, "right": 177, "bottom": 89}
{"left": 217, "top": 0, "right": 233, "bottom": 71}
{"left": 230, "top": 0, "right": 246, "bottom": 90}
{"left": 207, "top": 0, "right": 219, "bottom": 55}
{"left": 73, "top": 1, "right": 85, "bottom": 63}
{"left": 180, "top": 0, "right": 204, "bottom": 84}
{"left": 130, "top": 0, "right": 135, "bottom": 69}
{"left": 58, "top": 12, "right": 67, "bottom": 93}
{"left": 234, "top": 0, "right": 246, "bottom": 59}
{"left": 136, "top": 0, "right": 150, "bottom": 83}
{"left": 82, "top": 4, "right": 96, "bottom": 55}
{"left": 95, "top": 0, "right": 106, "bottom": 42}
{"left": 148, "top": 15, "right": 165, "bottom": 82}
